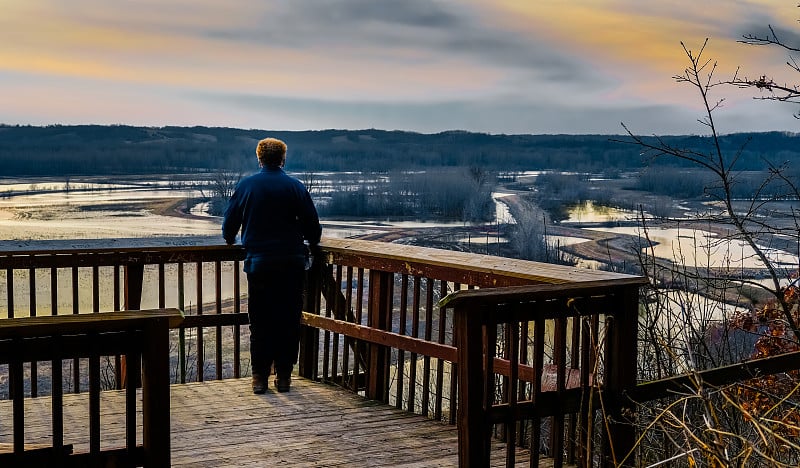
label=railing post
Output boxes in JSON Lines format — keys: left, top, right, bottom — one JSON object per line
{"left": 124, "top": 263, "right": 145, "bottom": 311}
{"left": 122, "top": 263, "right": 145, "bottom": 389}
{"left": 455, "top": 303, "right": 490, "bottom": 467}
{"left": 299, "top": 260, "right": 322, "bottom": 379}
{"left": 366, "top": 269, "right": 392, "bottom": 402}
{"left": 602, "top": 285, "right": 639, "bottom": 468}
{"left": 141, "top": 316, "right": 171, "bottom": 468}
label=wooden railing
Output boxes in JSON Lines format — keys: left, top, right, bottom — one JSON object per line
{"left": 296, "top": 238, "right": 650, "bottom": 467}
{"left": 441, "top": 280, "right": 645, "bottom": 468}
{"left": 0, "top": 238, "right": 247, "bottom": 392}
{"left": 0, "top": 308, "right": 182, "bottom": 467}
{"left": 0, "top": 237, "right": 647, "bottom": 467}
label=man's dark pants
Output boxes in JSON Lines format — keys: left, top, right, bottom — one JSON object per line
{"left": 246, "top": 258, "right": 305, "bottom": 379}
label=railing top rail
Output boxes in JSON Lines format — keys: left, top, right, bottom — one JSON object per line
{"left": 0, "top": 236, "right": 237, "bottom": 256}
{"left": 320, "top": 237, "right": 641, "bottom": 285}
{"left": 0, "top": 235, "right": 642, "bottom": 287}
{"left": 439, "top": 277, "right": 647, "bottom": 309}
{"left": 0, "top": 308, "right": 184, "bottom": 339}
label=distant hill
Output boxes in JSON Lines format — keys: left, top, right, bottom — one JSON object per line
{"left": 0, "top": 124, "right": 797, "bottom": 176}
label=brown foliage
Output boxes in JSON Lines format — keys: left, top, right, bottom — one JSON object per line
{"left": 730, "top": 280, "right": 800, "bottom": 438}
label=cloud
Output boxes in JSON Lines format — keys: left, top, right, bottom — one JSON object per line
{"left": 196, "top": 1, "right": 593, "bottom": 84}
{"left": 1, "top": 0, "right": 796, "bottom": 134}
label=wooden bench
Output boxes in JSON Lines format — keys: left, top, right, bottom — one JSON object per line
{"left": 0, "top": 308, "right": 183, "bottom": 467}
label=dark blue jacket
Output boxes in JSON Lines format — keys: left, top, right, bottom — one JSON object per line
{"left": 222, "top": 167, "right": 321, "bottom": 273}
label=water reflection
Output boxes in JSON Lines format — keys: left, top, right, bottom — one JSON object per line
{"left": 563, "top": 201, "right": 636, "bottom": 224}
{"left": 589, "top": 226, "right": 799, "bottom": 270}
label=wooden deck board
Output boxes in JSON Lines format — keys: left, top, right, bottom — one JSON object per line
{"left": 0, "top": 377, "right": 559, "bottom": 467}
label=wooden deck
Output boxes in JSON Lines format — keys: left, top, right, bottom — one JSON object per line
{"left": 1, "top": 377, "right": 549, "bottom": 467}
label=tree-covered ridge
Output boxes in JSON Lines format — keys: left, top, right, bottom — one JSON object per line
{"left": 0, "top": 124, "right": 797, "bottom": 176}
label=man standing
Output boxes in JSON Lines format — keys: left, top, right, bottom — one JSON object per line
{"left": 222, "top": 137, "right": 321, "bottom": 394}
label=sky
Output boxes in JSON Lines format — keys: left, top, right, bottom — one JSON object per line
{"left": 1, "top": 0, "right": 799, "bottom": 135}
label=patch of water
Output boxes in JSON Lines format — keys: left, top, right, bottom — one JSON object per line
{"left": 589, "top": 226, "right": 799, "bottom": 270}
{"left": 563, "top": 201, "right": 637, "bottom": 224}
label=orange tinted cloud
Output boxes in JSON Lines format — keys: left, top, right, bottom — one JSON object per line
{"left": 483, "top": 1, "right": 794, "bottom": 98}
{"left": 0, "top": 1, "right": 499, "bottom": 100}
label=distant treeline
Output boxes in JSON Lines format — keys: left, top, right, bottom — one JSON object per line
{"left": 1, "top": 124, "right": 798, "bottom": 176}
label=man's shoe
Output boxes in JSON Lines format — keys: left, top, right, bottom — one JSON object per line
{"left": 274, "top": 376, "right": 291, "bottom": 393}
{"left": 252, "top": 374, "right": 268, "bottom": 394}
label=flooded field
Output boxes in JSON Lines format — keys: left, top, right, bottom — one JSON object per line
{"left": 0, "top": 174, "right": 502, "bottom": 241}
{"left": 588, "top": 225, "right": 799, "bottom": 271}
{"left": 1, "top": 174, "right": 796, "bottom": 277}
{"left": 0, "top": 176, "right": 219, "bottom": 240}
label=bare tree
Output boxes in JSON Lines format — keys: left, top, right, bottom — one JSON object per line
{"left": 622, "top": 38, "right": 800, "bottom": 340}
{"left": 200, "top": 169, "right": 243, "bottom": 216}
{"left": 618, "top": 32, "right": 800, "bottom": 466}
{"left": 731, "top": 5, "right": 800, "bottom": 118}
{"left": 300, "top": 171, "right": 318, "bottom": 195}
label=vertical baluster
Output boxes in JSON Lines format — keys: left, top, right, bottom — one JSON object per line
{"left": 407, "top": 276, "right": 421, "bottom": 413}
{"left": 567, "top": 314, "right": 581, "bottom": 465}
{"left": 343, "top": 266, "right": 353, "bottom": 390}
{"left": 178, "top": 262, "right": 186, "bottom": 383}
{"left": 29, "top": 265, "right": 36, "bottom": 319}
{"left": 215, "top": 260, "right": 222, "bottom": 380}
{"left": 505, "top": 317, "right": 519, "bottom": 468}
{"left": 90, "top": 266, "right": 101, "bottom": 452}
{"left": 112, "top": 265, "right": 124, "bottom": 390}
{"left": 517, "top": 320, "right": 529, "bottom": 447}
{"left": 233, "top": 260, "right": 241, "bottom": 379}
{"left": 89, "top": 333, "right": 101, "bottom": 456}
{"left": 196, "top": 261, "right": 204, "bottom": 382}
{"left": 578, "top": 316, "right": 593, "bottom": 467}
{"left": 396, "top": 274, "right": 408, "bottom": 409}
{"left": 126, "top": 347, "right": 141, "bottom": 454}
{"left": 501, "top": 321, "right": 511, "bottom": 442}
{"left": 51, "top": 267, "right": 64, "bottom": 452}
{"left": 158, "top": 263, "right": 166, "bottom": 308}
{"left": 552, "top": 314, "right": 568, "bottom": 468}
{"left": 4, "top": 265, "right": 12, "bottom": 448}
{"left": 91, "top": 264, "right": 101, "bottom": 394}
{"left": 92, "top": 265, "right": 99, "bottom": 313}
{"left": 421, "top": 277, "right": 434, "bottom": 417}
{"left": 6, "top": 265, "right": 13, "bottom": 319}
{"left": 50, "top": 266, "right": 58, "bottom": 316}
{"left": 353, "top": 268, "right": 364, "bottom": 387}
{"left": 52, "top": 337, "right": 64, "bottom": 455}
{"left": 435, "top": 280, "right": 447, "bottom": 421}
{"left": 386, "top": 273, "right": 394, "bottom": 402}
{"left": 322, "top": 264, "right": 332, "bottom": 381}
{"left": 485, "top": 322, "right": 497, "bottom": 453}
{"left": 114, "top": 265, "right": 122, "bottom": 389}
{"left": 332, "top": 265, "right": 342, "bottom": 382}
{"left": 72, "top": 266, "right": 80, "bottom": 393}
{"left": 449, "top": 283, "right": 460, "bottom": 426}
{"left": 11, "top": 350, "right": 24, "bottom": 454}
{"left": 29, "top": 264, "right": 38, "bottom": 397}
{"left": 113, "top": 265, "right": 121, "bottom": 312}
{"left": 531, "top": 317, "right": 545, "bottom": 466}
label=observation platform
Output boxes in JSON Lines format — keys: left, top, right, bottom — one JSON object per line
{"left": 1, "top": 377, "right": 542, "bottom": 467}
